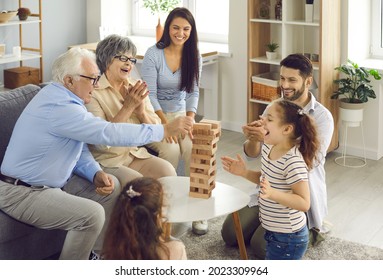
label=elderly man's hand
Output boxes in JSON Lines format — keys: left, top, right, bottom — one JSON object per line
{"left": 163, "top": 116, "right": 194, "bottom": 140}
{"left": 93, "top": 171, "right": 114, "bottom": 196}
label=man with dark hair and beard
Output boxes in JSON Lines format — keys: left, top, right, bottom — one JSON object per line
{"left": 220, "top": 53, "right": 334, "bottom": 259}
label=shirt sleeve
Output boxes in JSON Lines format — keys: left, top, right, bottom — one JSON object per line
{"left": 73, "top": 144, "right": 102, "bottom": 182}
{"left": 50, "top": 102, "right": 164, "bottom": 147}
{"left": 315, "top": 108, "right": 334, "bottom": 162}
{"left": 284, "top": 156, "right": 309, "bottom": 186}
{"left": 142, "top": 47, "right": 162, "bottom": 112}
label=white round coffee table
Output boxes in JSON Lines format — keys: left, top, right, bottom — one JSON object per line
{"left": 158, "top": 176, "right": 250, "bottom": 260}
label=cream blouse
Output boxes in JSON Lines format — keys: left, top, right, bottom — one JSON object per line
{"left": 85, "top": 74, "right": 161, "bottom": 167}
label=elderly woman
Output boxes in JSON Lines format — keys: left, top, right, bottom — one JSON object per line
{"left": 85, "top": 34, "right": 176, "bottom": 187}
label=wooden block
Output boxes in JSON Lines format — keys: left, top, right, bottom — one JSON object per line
{"left": 189, "top": 191, "right": 211, "bottom": 199}
{"left": 189, "top": 119, "right": 221, "bottom": 199}
{"left": 190, "top": 178, "right": 216, "bottom": 189}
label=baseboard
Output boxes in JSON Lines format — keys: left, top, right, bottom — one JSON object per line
{"left": 334, "top": 144, "right": 382, "bottom": 160}
{"left": 220, "top": 120, "right": 243, "bottom": 133}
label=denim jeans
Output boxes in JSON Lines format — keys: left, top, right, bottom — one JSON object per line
{"left": 264, "top": 226, "right": 309, "bottom": 260}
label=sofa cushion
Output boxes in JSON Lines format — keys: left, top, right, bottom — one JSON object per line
{"left": 0, "top": 84, "right": 40, "bottom": 165}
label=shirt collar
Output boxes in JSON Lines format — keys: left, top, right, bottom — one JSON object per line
{"left": 98, "top": 74, "right": 112, "bottom": 90}
{"left": 52, "top": 82, "right": 84, "bottom": 105}
{"left": 303, "top": 91, "right": 316, "bottom": 114}
{"left": 98, "top": 74, "right": 130, "bottom": 90}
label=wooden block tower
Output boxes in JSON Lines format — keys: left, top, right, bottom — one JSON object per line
{"left": 189, "top": 119, "right": 221, "bottom": 199}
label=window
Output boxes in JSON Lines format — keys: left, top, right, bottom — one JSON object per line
{"left": 132, "top": 0, "right": 229, "bottom": 44}
{"left": 371, "top": 0, "right": 383, "bottom": 58}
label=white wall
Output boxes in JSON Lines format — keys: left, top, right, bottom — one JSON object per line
{"left": 337, "top": 0, "right": 383, "bottom": 160}
{"left": 219, "top": 0, "right": 248, "bottom": 132}
{"left": 86, "top": 0, "right": 131, "bottom": 43}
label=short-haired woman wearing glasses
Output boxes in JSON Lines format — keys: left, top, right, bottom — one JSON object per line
{"left": 85, "top": 34, "right": 176, "bottom": 188}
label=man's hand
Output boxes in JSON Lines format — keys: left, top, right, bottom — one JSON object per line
{"left": 242, "top": 118, "right": 266, "bottom": 142}
{"left": 93, "top": 171, "right": 114, "bottom": 196}
{"left": 163, "top": 116, "right": 194, "bottom": 140}
{"left": 242, "top": 118, "right": 266, "bottom": 158}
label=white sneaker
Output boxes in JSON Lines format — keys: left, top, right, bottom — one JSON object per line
{"left": 320, "top": 220, "right": 333, "bottom": 233}
{"left": 192, "top": 220, "right": 208, "bottom": 235}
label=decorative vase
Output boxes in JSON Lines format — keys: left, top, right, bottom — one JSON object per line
{"left": 258, "top": 0, "right": 270, "bottom": 19}
{"left": 275, "top": 0, "right": 282, "bottom": 20}
{"left": 305, "top": 4, "right": 314, "bottom": 22}
{"left": 156, "top": 17, "right": 163, "bottom": 42}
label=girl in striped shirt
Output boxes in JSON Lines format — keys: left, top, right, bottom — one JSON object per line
{"left": 221, "top": 99, "right": 320, "bottom": 259}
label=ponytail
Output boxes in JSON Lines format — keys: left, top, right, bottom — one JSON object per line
{"left": 274, "top": 100, "right": 320, "bottom": 169}
{"left": 296, "top": 113, "right": 320, "bottom": 169}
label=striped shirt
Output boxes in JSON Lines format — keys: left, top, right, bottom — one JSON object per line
{"left": 141, "top": 45, "right": 202, "bottom": 114}
{"left": 259, "top": 144, "right": 308, "bottom": 233}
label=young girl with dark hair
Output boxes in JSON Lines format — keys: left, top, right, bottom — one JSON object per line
{"left": 101, "top": 177, "right": 187, "bottom": 260}
{"left": 221, "top": 99, "right": 320, "bottom": 260}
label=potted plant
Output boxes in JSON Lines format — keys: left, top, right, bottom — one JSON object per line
{"left": 142, "top": 0, "right": 179, "bottom": 40}
{"left": 17, "top": 7, "right": 31, "bottom": 21}
{"left": 265, "top": 42, "right": 279, "bottom": 60}
{"left": 331, "top": 59, "right": 382, "bottom": 124}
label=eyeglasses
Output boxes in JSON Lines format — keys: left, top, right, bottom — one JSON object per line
{"left": 114, "top": 55, "right": 137, "bottom": 65}
{"left": 78, "top": 74, "right": 101, "bottom": 86}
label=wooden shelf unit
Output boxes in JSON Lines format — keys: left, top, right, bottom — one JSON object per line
{"left": 247, "top": 0, "right": 340, "bottom": 152}
{"left": 0, "top": 0, "right": 43, "bottom": 83}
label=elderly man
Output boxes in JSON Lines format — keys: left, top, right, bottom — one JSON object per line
{"left": 0, "top": 47, "right": 193, "bottom": 260}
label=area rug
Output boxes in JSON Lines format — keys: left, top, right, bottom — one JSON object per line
{"left": 179, "top": 216, "right": 383, "bottom": 260}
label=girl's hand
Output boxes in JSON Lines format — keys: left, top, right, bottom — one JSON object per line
{"left": 221, "top": 154, "right": 247, "bottom": 177}
{"left": 259, "top": 175, "right": 274, "bottom": 199}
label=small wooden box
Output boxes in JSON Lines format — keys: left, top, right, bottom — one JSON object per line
{"left": 4, "top": 67, "right": 40, "bottom": 89}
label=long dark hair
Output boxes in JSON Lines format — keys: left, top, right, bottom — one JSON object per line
{"left": 157, "top": 7, "right": 200, "bottom": 93}
{"left": 101, "top": 177, "right": 169, "bottom": 260}
{"left": 274, "top": 99, "right": 320, "bottom": 170}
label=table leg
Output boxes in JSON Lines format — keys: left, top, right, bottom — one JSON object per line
{"left": 232, "top": 211, "right": 248, "bottom": 260}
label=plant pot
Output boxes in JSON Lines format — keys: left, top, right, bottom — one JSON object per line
{"left": 266, "top": 51, "right": 277, "bottom": 60}
{"left": 339, "top": 99, "right": 365, "bottom": 127}
{"left": 18, "top": 14, "right": 28, "bottom": 21}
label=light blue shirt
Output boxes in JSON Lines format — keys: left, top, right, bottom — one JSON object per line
{"left": 1, "top": 83, "right": 164, "bottom": 188}
{"left": 141, "top": 45, "right": 202, "bottom": 114}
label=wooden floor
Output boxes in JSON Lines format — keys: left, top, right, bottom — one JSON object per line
{"left": 215, "top": 129, "right": 383, "bottom": 249}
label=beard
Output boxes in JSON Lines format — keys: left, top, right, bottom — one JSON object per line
{"left": 282, "top": 82, "right": 306, "bottom": 102}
